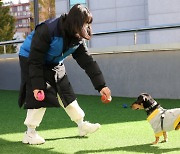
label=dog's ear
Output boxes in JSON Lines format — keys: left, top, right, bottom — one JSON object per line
{"left": 136, "top": 93, "right": 149, "bottom": 103}
{"left": 135, "top": 95, "right": 144, "bottom": 104}
{"left": 141, "top": 93, "right": 149, "bottom": 102}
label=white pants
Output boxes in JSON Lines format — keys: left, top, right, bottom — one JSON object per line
{"left": 24, "top": 100, "right": 85, "bottom": 128}
{"left": 24, "top": 108, "right": 46, "bottom": 127}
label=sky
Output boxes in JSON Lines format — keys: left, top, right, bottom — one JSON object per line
{"left": 2, "top": 0, "right": 29, "bottom": 4}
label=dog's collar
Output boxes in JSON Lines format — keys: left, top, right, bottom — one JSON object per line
{"left": 145, "top": 101, "right": 160, "bottom": 116}
{"left": 145, "top": 101, "right": 158, "bottom": 112}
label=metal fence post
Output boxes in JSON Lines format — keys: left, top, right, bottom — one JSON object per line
{"left": 3, "top": 45, "right": 6, "bottom": 54}
{"left": 134, "top": 32, "right": 137, "bottom": 45}
{"left": 34, "top": 0, "right": 39, "bottom": 26}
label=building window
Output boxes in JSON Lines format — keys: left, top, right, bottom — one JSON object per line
{"left": 22, "top": 19, "right": 27, "bottom": 24}
{"left": 26, "top": 6, "right": 29, "bottom": 11}
{"left": 12, "top": 6, "right": 17, "bottom": 12}
{"left": 18, "top": 6, "right": 23, "bottom": 11}
{"left": 69, "top": 0, "right": 86, "bottom": 8}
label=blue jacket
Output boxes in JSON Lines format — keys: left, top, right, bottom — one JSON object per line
{"left": 19, "top": 18, "right": 80, "bottom": 64}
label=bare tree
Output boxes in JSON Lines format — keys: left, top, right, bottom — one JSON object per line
{"left": 30, "top": 0, "right": 55, "bottom": 29}
{"left": 39, "top": 0, "right": 55, "bottom": 21}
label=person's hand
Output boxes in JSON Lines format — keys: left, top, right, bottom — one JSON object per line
{"left": 100, "top": 87, "right": 112, "bottom": 101}
{"left": 33, "top": 89, "right": 45, "bottom": 101}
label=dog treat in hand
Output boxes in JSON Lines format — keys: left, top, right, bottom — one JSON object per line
{"left": 101, "top": 95, "right": 112, "bottom": 103}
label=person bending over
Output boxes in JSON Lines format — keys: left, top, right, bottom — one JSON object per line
{"left": 18, "top": 4, "right": 111, "bottom": 145}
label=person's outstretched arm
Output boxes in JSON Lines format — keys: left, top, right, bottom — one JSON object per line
{"left": 72, "top": 41, "right": 111, "bottom": 99}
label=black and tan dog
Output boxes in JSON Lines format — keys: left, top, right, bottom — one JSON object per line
{"left": 131, "top": 93, "right": 180, "bottom": 144}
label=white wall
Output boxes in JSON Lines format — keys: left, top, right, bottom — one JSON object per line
{"left": 55, "top": 0, "right": 68, "bottom": 17}
{"left": 55, "top": 0, "right": 180, "bottom": 47}
{"left": 148, "top": 0, "right": 180, "bottom": 44}
{"left": 89, "top": 0, "right": 147, "bottom": 47}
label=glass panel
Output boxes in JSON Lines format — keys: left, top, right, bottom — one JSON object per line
{"left": 70, "top": 0, "right": 86, "bottom": 5}
{"left": 69, "top": 0, "right": 86, "bottom": 8}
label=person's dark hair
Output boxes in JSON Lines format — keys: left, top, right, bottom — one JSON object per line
{"left": 64, "top": 4, "right": 93, "bottom": 40}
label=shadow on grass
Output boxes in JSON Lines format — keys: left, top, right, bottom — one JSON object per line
{"left": 45, "top": 135, "right": 88, "bottom": 141}
{"left": 0, "top": 138, "right": 64, "bottom": 154}
{"left": 75, "top": 143, "right": 180, "bottom": 154}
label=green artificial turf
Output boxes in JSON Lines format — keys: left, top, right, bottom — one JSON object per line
{"left": 0, "top": 90, "right": 179, "bottom": 154}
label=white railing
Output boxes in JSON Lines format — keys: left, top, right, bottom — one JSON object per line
{"left": 1, "top": 23, "right": 180, "bottom": 54}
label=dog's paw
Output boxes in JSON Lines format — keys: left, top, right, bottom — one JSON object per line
{"left": 160, "top": 139, "right": 168, "bottom": 143}
{"left": 152, "top": 141, "right": 158, "bottom": 145}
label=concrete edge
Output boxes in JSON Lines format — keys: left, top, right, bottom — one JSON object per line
{"left": 1, "top": 42, "right": 180, "bottom": 59}
{"left": 89, "top": 42, "right": 180, "bottom": 54}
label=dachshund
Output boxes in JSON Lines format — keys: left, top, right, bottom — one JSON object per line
{"left": 131, "top": 93, "right": 180, "bottom": 144}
